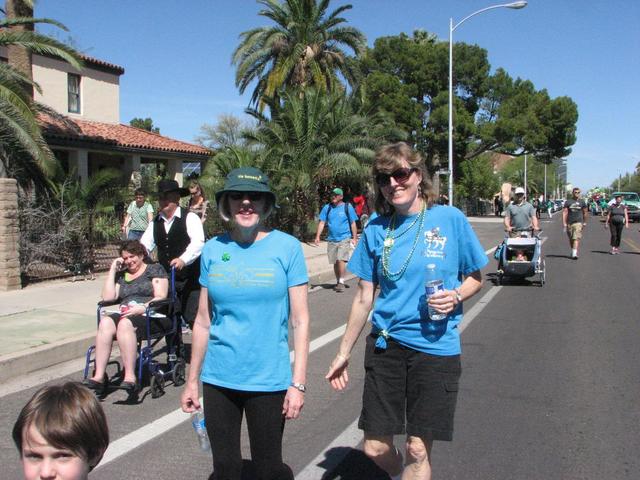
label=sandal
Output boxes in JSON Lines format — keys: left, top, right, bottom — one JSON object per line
{"left": 82, "top": 378, "right": 106, "bottom": 394}
{"left": 120, "top": 381, "right": 138, "bottom": 392}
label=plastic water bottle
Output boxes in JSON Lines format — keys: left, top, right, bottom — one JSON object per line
{"left": 191, "top": 410, "right": 210, "bottom": 452}
{"left": 425, "top": 264, "right": 446, "bottom": 321}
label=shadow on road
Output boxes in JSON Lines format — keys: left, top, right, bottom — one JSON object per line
{"left": 317, "top": 447, "right": 389, "bottom": 479}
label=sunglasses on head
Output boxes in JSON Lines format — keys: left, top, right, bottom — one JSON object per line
{"left": 375, "top": 168, "right": 417, "bottom": 187}
{"left": 228, "top": 191, "right": 265, "bottom": 201}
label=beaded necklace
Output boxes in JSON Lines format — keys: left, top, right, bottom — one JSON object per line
{"left": 381, "top": 203, "right": 426, "bottom": 280}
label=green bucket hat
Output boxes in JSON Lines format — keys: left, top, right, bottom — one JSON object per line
{"left": 215, "top": 167, "right": 276, "bottom": 205}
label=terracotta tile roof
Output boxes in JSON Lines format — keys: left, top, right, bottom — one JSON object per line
{"left": 79, "top": 54, "right": 125, "bottom": 75}
{"left": 39, "top": 114, "right": 212, "bottom": 157}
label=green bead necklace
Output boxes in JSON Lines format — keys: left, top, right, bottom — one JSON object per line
{"left": 381, "top": 204, "right": 426, "bottom": 280}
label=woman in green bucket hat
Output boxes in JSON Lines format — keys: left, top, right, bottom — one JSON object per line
{"left": 181, "top": 167, "right": 309, "bottom": 479}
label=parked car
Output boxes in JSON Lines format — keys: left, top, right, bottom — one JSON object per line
{"left": 611, "top": 192, "right": 640, "bottom": 222}
{"left": 553, "top": 200, "right": 564, "bottom": 212}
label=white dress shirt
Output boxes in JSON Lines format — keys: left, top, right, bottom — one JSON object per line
{"left": 140, "top": 207, "right": 205, "bottom": 266}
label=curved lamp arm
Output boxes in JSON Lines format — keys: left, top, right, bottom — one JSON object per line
{"left": 452, "top": 1, "right": 528, "bottom": 32}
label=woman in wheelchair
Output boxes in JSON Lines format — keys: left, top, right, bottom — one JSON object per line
{"left": 83, "top": 240, "right": 168, "bottom": 393}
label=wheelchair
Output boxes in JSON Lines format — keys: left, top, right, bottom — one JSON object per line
{"left": 83, "top": 266, "right": 186, "bottom": 399}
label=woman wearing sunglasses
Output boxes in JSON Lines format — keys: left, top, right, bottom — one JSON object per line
{"left": 180, "top": 167, "right": 310, "bottom": 480}
{"left": 326, "top": 142, "right": 488, "bottom": 480}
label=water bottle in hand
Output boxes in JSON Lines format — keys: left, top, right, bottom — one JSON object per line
{"left": 425, "top": 264, "right": 446, "bottom": 321}
{"left": 191, "top": 410, "right": 210, "bottom": 452}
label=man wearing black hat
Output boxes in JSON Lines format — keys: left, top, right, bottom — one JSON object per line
{"left": 141, "top": 179, "right": 205, "bottom": 327}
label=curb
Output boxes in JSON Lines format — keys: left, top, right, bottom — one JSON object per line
{"left": 0, "top": 332, "right": 95, "bottom": 384}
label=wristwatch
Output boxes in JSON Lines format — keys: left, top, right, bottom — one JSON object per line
{"left": 290, "top": 382, "right": 306, "bottom": 393}
{"left": 454, "top": 288, "right": 463, "bottom": 304}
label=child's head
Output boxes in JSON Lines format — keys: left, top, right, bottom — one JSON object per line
{"left": 13, "top": 382, "right": 109, "bottom": 480}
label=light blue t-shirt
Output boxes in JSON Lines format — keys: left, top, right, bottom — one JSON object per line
{"left": 199, "top": 230, "right": 309, "bottom": 391}
{"left": 348, "top": 205, "right": 488, "bottom": 356}
{"left": 319, "top": 202, "right": 357, "bottom": 242}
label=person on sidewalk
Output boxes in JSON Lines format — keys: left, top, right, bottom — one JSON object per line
{"left": 181, "top": 167, "right": 310, "bottom": 480}
{"left": 563, "top": 187, "right": 588, "bottom": 259}
{"left": 187, "top": 179, "right": 209, "bottom": 224}
{"left": 605, "top": 193, "right": 628, "bottom": 254}
{"left": 121, "top": 189, "right": 154, "bottom": 240}
{"left": 314, "top": 188, "right": 358, "bottom": 292}
{"left": 141, "top": 179, "right": 205, "bottom": 328}
{"left": 326, "top": 142, "right": 487, "bottom": 480}
{"left": 84, "top": 240, "right": 169, "bottom": 393}
{"left": 504, "top": 187, "right": 539, "bottom": 237}
{"left": 13, "top": 382, "right": 109, "bottom": 480}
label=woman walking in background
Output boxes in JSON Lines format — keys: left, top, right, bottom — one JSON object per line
{"left": 605, "top": 193, "right": 628, "bottom": 254}
{"left": 121, "top": 189, "right": 154, "bottom": 240}
{"left": 188, "top": 180, "right": 209, "bottom": 224}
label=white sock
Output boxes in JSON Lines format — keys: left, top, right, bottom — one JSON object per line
{"left": 338, "top": 278, "right": 345, "bottom": 284}
{"left": 572, "top": 249, "right": 577, "bottom": 257}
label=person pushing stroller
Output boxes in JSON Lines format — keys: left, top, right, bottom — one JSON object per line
{"left": 504, "top": 187, "right": 540, "bottom": 261}
{"left": 505, "top": 188, "right": 540, "bottom": 235}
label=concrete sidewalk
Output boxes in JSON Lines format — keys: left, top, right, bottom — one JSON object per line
{"left": 0, "top": 241, "right": 337, "bottom": 383}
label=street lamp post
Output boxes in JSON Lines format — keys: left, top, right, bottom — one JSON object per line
{"left": 447, "top": 1, "right": 527, "bottom": 205}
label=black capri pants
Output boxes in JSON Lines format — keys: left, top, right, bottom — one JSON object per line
{"left": 202, "top": 383, "right": 293, "bottom": 480}
{"left": 609, "top": 219, "right": 624, "bottom": 247}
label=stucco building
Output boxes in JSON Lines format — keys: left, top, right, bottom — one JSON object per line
{"left": 0, "top": 46, "right": 211, "bottom": 187}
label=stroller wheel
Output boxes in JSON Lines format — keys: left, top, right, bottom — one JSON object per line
{"left": 172, "top": 358, "right": 186, "bottom": 386}
{"left": 539, "top": 259, "right": 546, "bottom": 286}
{"left": 150, "top": 372, "right": 165, "bottom": 399}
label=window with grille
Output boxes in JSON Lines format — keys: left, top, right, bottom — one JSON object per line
{"left": 68, "top": 73, "right": 81, "bottom": 113}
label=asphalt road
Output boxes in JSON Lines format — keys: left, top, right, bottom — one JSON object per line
{"left": 2, "top": 214, "right": 639, "bottom": 480}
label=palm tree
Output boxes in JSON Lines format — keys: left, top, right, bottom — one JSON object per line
{"left": 242, "top": 88, "right": 403, "bottom": 236}
{"left": 232, "top": 0, "right": 366, "bottom": 109}
{"left": 1, "top": 0, "right": 82, "bottom": 189}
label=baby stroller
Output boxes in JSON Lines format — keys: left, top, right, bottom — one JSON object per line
{"left": 496, "top": 230, "right": 545, "bottom": 286}
{"left": 83, "top": 267, "right": 186, "bottom": 399}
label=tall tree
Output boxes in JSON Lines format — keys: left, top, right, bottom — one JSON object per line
{"left": 195, "top": 113, "right": 252, "bottom": 150}
{"left": 1, "top": 0, "right": 81, "bottom": 188}
{"left": 232, "top": 0, "right": 366, "bottom": 109}
{"left": 357, "top": 31, "right": 578, "bottom": 185}
{"left": 129, "top": 117, "right": 160, "bottom": 133}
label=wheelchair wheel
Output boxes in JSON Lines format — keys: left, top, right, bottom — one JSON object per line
{"left": 150, "top": 372, "right": 165, "bottom": 399}
{"left": 172, "top": 358, "right": 186, "bottom": 386}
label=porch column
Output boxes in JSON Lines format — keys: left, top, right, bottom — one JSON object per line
{"left": 167, "top": 158, "right": 183, "bottom": 186}
{"left": 68, "top": 149, "right": 89, "bottom": 185}
{"left": 124, "top": 154, "right": 142, "bottom": 188}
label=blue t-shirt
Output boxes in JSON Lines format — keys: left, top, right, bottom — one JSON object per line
{"left": 348, "top": 205, "right": 488, "bottom": 356}
{"left": 319, "top": 202, "right": 357, "bottom": 242}
{"left": 199, "top": 230, "right": 309, "bottom": 391}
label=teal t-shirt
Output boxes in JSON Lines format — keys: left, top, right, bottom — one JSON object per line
{"left": 348, "top": 205, "right": 488, "bottom": 356}
{"left": 319, "top": 202, "right": 357, "bottom": 242}
{"left": 199, "top": 230, "right": 308, "bottom": 391}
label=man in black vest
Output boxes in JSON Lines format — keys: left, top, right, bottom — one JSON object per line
{"left": 141, "top": 179, "right": 205, "bottom": 327}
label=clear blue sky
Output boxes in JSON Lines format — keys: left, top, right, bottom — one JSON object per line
{"left": 36, "top": 0, "right": 640, "bottom": 191}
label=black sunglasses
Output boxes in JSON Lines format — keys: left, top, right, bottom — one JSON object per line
{"left": 375, "top": 168, "right": 417, "bottom": 187}
{"left": 228, "top": 191, "right": 265, "bottom": 201}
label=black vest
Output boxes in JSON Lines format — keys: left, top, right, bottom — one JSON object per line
{"left": 153, "top": 207, "right": 200, "bottom": 282}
